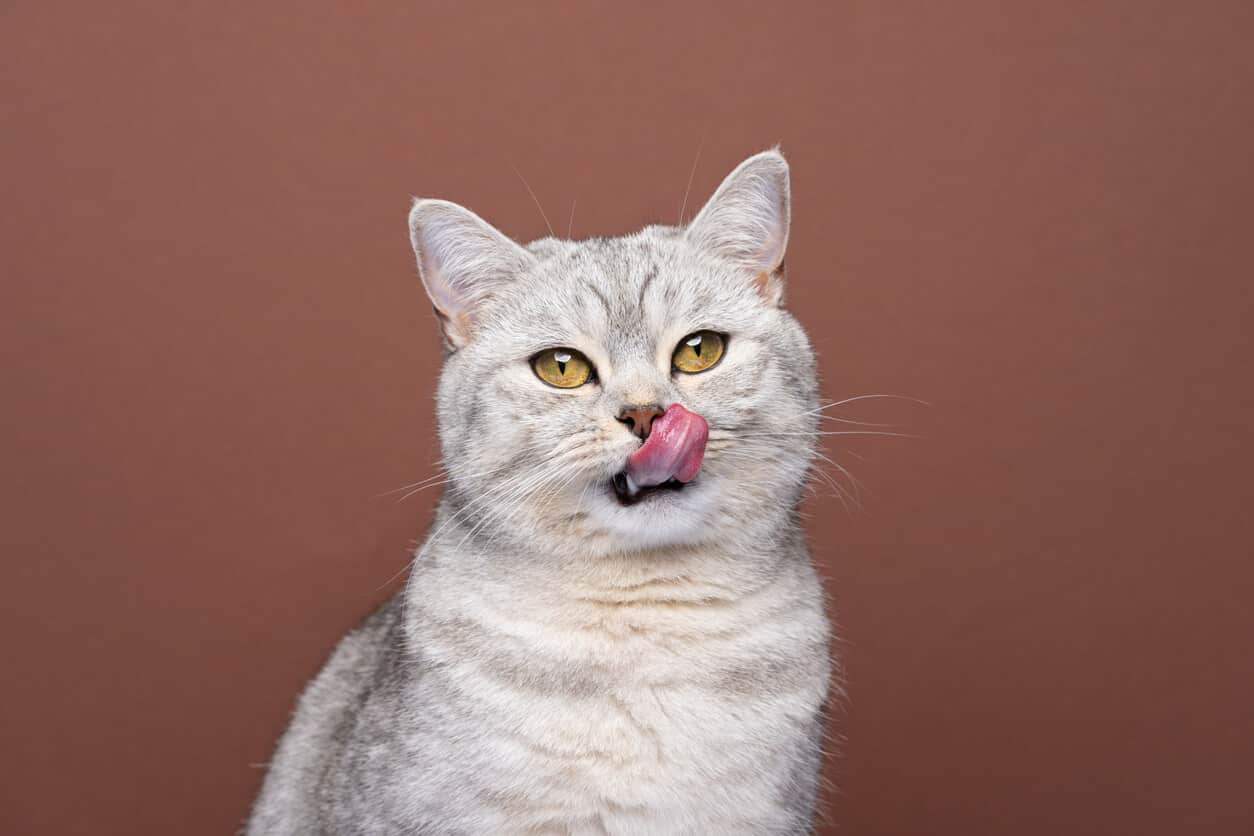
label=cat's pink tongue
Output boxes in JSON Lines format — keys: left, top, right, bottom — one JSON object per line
{"left": 624, "top": 403, "right": 709, "bottom": 490}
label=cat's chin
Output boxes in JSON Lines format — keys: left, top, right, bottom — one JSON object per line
{"left": 585, "top": 475, "right": 719, "bottom": 550}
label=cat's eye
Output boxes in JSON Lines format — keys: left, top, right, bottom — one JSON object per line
{"left": 532, "top": 347, "right": 594, "bottom": 389}
{"left": 672, "top": 330, "right": 725, "bottom": 374}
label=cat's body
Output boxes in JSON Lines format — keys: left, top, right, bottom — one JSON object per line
{"left": 249, "top": 151, "right": 834, "bottom": 835}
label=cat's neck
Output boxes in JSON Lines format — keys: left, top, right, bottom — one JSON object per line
{"left": 405, "top": 499, "right": 808, "bottom": 614}
{"left": 402, "top": 511, "right": 818, "bottom": 663}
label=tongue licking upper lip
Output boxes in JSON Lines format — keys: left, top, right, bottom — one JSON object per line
{"left": 621, "top": 403, "right": 709, "bottom": 496}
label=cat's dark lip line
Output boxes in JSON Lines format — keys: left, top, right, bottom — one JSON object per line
{"left": 610, "top": 471, "right": 686, "bottom": 506}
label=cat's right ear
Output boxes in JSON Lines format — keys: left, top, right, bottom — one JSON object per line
{"left": 408, "top": 199, "right": 535, "bottom": 349}
{"left": 685, "top": 149, "right": 791, "bottom": 306}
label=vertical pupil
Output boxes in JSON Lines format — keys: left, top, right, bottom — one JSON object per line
{"left": 554, "top": 350, "right": 571, "bottom": 377}
{"left": 687, "top": 334, "right": 703, "bottom": 357}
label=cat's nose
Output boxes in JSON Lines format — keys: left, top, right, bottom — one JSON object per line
{"left": 617, "top": 405, "right": 665, "bottom": 439}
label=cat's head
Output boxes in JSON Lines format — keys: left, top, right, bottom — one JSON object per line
{"left": 408, "top": 150, "right": 818, "bottom": 557}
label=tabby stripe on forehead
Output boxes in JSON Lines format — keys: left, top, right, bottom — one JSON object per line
{"left": 638, "top": 264, "right": 659, "bottom": 308}
{"left": 580, "top": 279, "right": 613, "bottom": 317}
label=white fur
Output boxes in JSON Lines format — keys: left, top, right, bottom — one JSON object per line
{"left": 248, "top": 150, "right": 832, "bottom": 836}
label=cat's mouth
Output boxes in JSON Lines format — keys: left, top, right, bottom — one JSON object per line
{"left": 613, "top": 403, "right": 709, "bottom": 507}
{"left": 611, "top": 471, "right": 687, "bottom": 506}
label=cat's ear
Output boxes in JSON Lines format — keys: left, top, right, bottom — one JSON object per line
{"left": 685, "top": 149, "right": 791, "bottom": 306}
{"left": 408, "top": 199, "right": 536, "bottom": 349}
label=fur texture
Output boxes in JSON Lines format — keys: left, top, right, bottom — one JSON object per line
{"left": 248, "top": 150, "right": 833, "bottom": 835}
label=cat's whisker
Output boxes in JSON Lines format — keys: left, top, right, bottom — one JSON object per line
{"left": 510, "top": 162, "right": 555, "bottom": 237}
{"left": 777, "top": 429, "right": 920, "bottom": 439}
{"left": 454, "top": 463, "right": 585, "bottom": 553}
{"left": 817, "top": 453, "right": 868, "bottom": 499}
{"left": 393, "top": 477, "right": 456, "bottom": 504}
{"left": 375, "top": 469, "right": 449, "bottom": 498}
{"left": 393, "top": 461, "right": 521, "bottom": 504}
{"left": 813, "top": 414, "right": 903, "bottom": 428}
{"left": 391, "top": 433, "right": 603, "bottom": 510}
{"left": 379, "top": 459, "right": 523, "bottom": 503}
{"left": 677, "top": 138, "right": 704, "bottom": 225}
{"left": 811, "top": 452, "right": 867, "bottom": 514}
{"left": 706, "top": 434, "right": 864, "bottom": 513}
{"left": 814, "top": 393, "right": 931, "bottom": 409}
{"left": 378, "top": 460, "right": 572, "bottom": 590}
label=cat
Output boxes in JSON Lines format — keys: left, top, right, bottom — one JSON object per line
{"left": 246, "top": 149, "right": 834, "bottom": 835}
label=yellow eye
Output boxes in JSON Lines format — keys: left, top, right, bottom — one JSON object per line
{"left": 672, "top": 331, "right": 725, "bottom": 374}
{"left": 532, "top": 347, "right": 594, "bottom": 388}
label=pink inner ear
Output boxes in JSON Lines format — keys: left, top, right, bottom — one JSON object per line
{"left": 410, "top": 199, "right": 538, "bottom": 348}
{"left": 753, "top": 270, "right": 784, "bottom": 305}
{"left": 420, "top": 254, "right": 483, "bottom": 347}
{"left": 685, "top": 152, "right": 790, "bottom": 284}
{"left": 625, "top": 403, "right": 709, "bottom": 488}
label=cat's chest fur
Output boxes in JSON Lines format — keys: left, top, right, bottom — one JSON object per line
{"left": 397, "top": 556, "right": 831, "bottom": 834}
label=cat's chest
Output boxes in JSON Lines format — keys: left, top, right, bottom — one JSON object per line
{"left": 467, "top": 629, "right": 810, "bottom": 824}
{"left": 408, "top": 575, "right": 829, "bottom": 830}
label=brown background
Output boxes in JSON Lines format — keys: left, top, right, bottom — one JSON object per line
{"left": 3, "top": 2, "right": 1253, "bottom": 834}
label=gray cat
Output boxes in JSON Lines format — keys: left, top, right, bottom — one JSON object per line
{"left": 247, "top": 150, "right": 833, "bottom": 835}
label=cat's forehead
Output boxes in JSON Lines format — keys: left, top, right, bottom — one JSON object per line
{"left": 483, "top": 230, "right": 755, "bottom": 350}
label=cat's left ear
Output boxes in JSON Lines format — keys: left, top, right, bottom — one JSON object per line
{"left": 685, "top": 149, "right": 791, "bottom": 306}
{"left": 408, "top": 199, "right": 536, "bottom": 349}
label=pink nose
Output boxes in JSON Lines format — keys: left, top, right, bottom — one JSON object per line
{"left": 618, "top": 405, "right": 665, "bottom": 439}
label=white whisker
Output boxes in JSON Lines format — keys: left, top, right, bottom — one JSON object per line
{"left": 510, "top": 162, "right": 555, "bottom": 237}
{"left": 677, "top": 138, "right": 705, "bottom": 225}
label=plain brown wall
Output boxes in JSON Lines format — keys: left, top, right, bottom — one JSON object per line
{"left": 3, "top": 2, "right": 1253, "bottom": 834}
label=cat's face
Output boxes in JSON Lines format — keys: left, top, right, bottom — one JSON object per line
{"left": 411, "top": 151, "right": 818, "bottom": 556}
